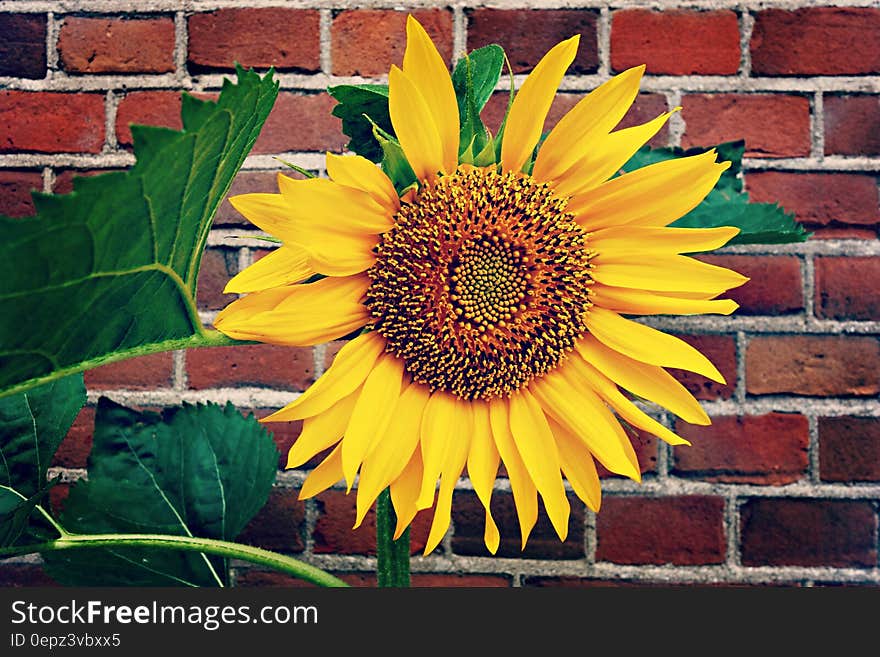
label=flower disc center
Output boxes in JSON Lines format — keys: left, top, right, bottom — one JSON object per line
{"left": 366, "top": 166, "right": 594, "bottom": 400}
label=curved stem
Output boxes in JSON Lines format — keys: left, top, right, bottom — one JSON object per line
{"left": 376, "top": 488, "right": 410, "bottom": 588}
{"left": 0, "top": 533, "right": 348, "bottom": 588}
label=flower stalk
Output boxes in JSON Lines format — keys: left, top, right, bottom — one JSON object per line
{"left": 376, "top": 488, "right": 411, "bottom": 588}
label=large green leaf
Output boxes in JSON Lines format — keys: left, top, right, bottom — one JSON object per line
{"left": 0, "top": 374, "right": 85, "bottom": 546}
{"left": 44, "top": 398, "right": 279, "bottom": 586}
{"left": 328, "top": 84, "right": 392, "bottom": 163}
{"left": 452, "top": 44, "right": 504, "bottom": 162}
{"left": 623, "top": 140, "right": 809, "bottom": 244}
{"left": 0, "top": 67, "right": 279, "bottom": 399}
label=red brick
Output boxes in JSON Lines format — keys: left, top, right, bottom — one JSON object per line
{"left": 188, "top": 9, "right": 319, "bottom": 72}
{"left": 595, "top": 496, "right": 725, "bottom": 565}
{"left": 0, "top": 13, "right": 47, "bottom": 79}
{"left": 53, "top": 406, "right": 95, "bottom": 469}
{"left": 596, "top": 428, "right": 658, "bottom": 478}
{"left": 467, "top": 9, "right": 599, "bottom": 74}
{"left": 58, "top": 16, "right": 175, "bottom": 74}
{"left": 740, "top": 498, "right": 877, "bottom": 567}
{"left": 750, "top": 8, "right": 880, "bottom": 76}
{"left": 242, "top": 571, "right": 512, "bottom": 588}
{"left": 451, "top": 490, "right": 585, "bottom": 559}
{"left": 115, "top": 90, "right": 182, "bottom": 147}
{"left": 217, "top": 170, "right": 283, "bottom": 226}
{"left": 52, "top": 168, "right": 120, "bottom": 194}
{"left": 186, "top": 344, "right": 315, "bottom": 391}
{"left": 0, "top": 565, "right": 60, "bottom": 587}
{"left": 0, "top": 91, "right": 104, "bottom": 153}
{"left": 698, "top": 255, "right": 803, "bottom": 316}
{"left": 0, "top": 169, "right": 42, "bottom": 217}
{"left": 815, "top": 256, "right": 880, "bottom": 321}
{"left": 233, "top": 569, "right": 318, "bottom": 587}
{"left": 312, "top": 489, "right": 431, "bottom": 555}
{"left": 250, "top": 410, "right": 304, "bottom": 469}
{"left": 819, "top": 416, "right": 880, "bottom": 483}
{"left": 668, "top": 334, "right": 737, "bottom": 401}
{"left": 747, "top": 336, "right": 880, "bottom": 397}
{"left": 410, "top": 574, "right": 511, "bottom": 587}
{"left": 323, "top": 340, "right": 348, "bottom": 370}
{"left": 238, "top": 488, "right": 305, "bottom": 553}
{"left": 611, "top": 10, "right": 739, "bottom": 75}
{"left": 747, "top": 171, "right": 879, "bottom": 232}
{"left": 824, "top": 95, "right": 880, "bottom": 156}
{"left": 84, "top": 352, "right": 173, "bottom": 390}
{"left": 253, "top": 92, "right": 346, "bottom": 154}
{"left": 681, "top": 94, "right": 810, "bottom": 158}
{"left": 196, "top": 248, "right": 238, "bottom": 311}
{"left": 673, "top": 413, "right": 809, "bottom": 485}
{"left": 331, "top": 9, "right": 453, "bottom": 76}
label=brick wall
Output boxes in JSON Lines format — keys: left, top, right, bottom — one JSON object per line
{"left": 1, "top": 0, "right": 878, "bottom": 588}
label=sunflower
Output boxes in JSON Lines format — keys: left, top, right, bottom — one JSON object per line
{"left": 214, "top": 16, "right": 748, "bottom": 555}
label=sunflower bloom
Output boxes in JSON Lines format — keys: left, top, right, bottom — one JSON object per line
{"left": 215, "top": 16, "right": 748, "bottom": 555}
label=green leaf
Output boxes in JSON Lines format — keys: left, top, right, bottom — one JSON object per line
{"left": 0, "top": 67, "right": 279, "bottom": 399}
{"left": 329, "top": 84, "right": 392, "bottom": 163}
{"left": 44, "top": 398, "right": 280, "bottom": 586}
{"left": 452, "top": 45, "right": 504, "bottom": 161}
{"left": 623, "top": 140, "right": 809, "bottom": 244}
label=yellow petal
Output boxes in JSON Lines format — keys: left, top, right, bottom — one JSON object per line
{"left": 388, "top": 65, "right": 444, "bottom": 182}
{"left": 402, "top": 15, "right": 459, "bottom": 173}
{"left": 390, "top": 447, "right": 424, "bottom": 540}
{"left": 500, "top": 36, "right": 580, "bottom": 173}
{"left": 575, "top": 356, "right": 691, "bottom": 446}
{"left": 228, "top": 193, "right": 297, "bottom": 242}
{"left": 325, "top": 152, "right": 400, "bottom": 213}
{"left": 261, "top": 331, "right": 385, "bottom": 422}
{"left": 585, "top": 306, "right": 725, "bottom": 383}
{"left": 568, "top": 150, "right": 730, "bottom": 230}
{"left": 488, "top": 397, "right": 538, "bottom": 549}
{"left": 341, "top": 353, "right": 405, "bottom": 491}
{"left": 355, "top": 382, "right": 430, "bottom": 528}
{"left": 224, "top": 245, "right": 314, "bottom": 294}
{"left": 298, "top": 444, "right": 343, "bottom": 500}
{"left": 424, "top": 403, "right": 472, "bottom": 555}
{"left": 590, "top": 226, "right": 740, "bottom": 256}
{"left": 214, "top": 274, "right": 371, "bottom": 347}
{"left": 577, "top": 334, "right": 709, "bottom": 426}
{"left": 591, "top": 253, "right": 749, "bottom": 296}
{"left": 591, "top": 283, "right": 740, "bottom": 316}
{"left": 466, "top": 400, "right": 501, "bottom": 554}
{"left": 276, "top": 174, "right": 392, "bottom": 233}
{"left": 548, "top": 416, "right": 601, "bottom": 512}
{"left": 286, "top": 388, "right": 360, "bottom": 469}
{"left": 534, "top": 65, "right": 645, "bottom": 184}
{"left": 508, "top": 389, "right": 570, "bottom": 542}
{"left": 549, "top": 110, "right": 676, "bottom": 197}
{"left": 531, "top": 368, "right": 640, "bottom": 481}
{"left": 417, "top": 391, "right": 460, "bottom": 509}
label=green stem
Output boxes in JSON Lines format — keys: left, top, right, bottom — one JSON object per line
{"left": 0, "top": 533, "right": 348, "bottom": 588}
{"left": 376, "top": 488, "right": 410, "bottom": 588}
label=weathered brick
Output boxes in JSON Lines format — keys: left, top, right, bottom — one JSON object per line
{"left": 824, "top": 95, "right": 880, "bottom": 156}
{"left": 746, "top": 172, "right": 879, "bottom": 232}
{"left": 186, "top": 344, "right": 315, "bottom": 391}
{"left": 746, "top": 336, "right": 880, "bottom": 397}
{"left": 312, "top": 489, "right": 431, "bottom": 555}
{"left": 595, "top": 496, "right": 726, "bottom": 565}
{"left": 673, "top": 414, "right": 809, "bottom": 485}
{"left": 815, "top": 256, "right": 880, "bottom": 321}
{"left": 698, "top": 255, "right": 803, "bottom": 316}
{"left": 524, "top": 576, "right": 704, "bottom": 587}
{"left": 0, "top": 565, "right": 59, "bottom": 587}
{"left": 115, "top": 90, "right": 182, "bottom": 147}
{"left": 331, "top": 9, "right": 453, "bottom": 76}
{"left": 196, "top": 248, "right": 238, "bottom": 311}
{"left": 216, "top": 171, "right": 282, "bottom": 226}
{"left": 750, "top": 8, "right": 880, "bottom": 76}
{"left": 668, "top": 334, "right": 737, "bottom": 401}
{"left": 323, "top": 340, "right": 348, "bottom": 370}
{"left": 451, "top": 490, "right": 585, "bottom": 559}
{"left": 681, "top": 94, "right": 811, "bottom": 158}
{"left": 0, "top": 13, "right": 47, "bottom": 79}
{"left": 0, "top": 91, "right": 105, "bottom": 153}
{"left": 84, "top": 352, "right": 173, "bottom": 390}
{"left": 53, "top": 405, "right": 95, "bottom": 469}
{"left": 249, "top": 411, "right": 304, "bottom": 470}
{"left": 740, "top": 498, "right": 877, "bottom": 567}
{"left": 596, "top": 428, "right": 658, "bottom": 478}
{"left": 58, "top": 16, "right": 175, "bottom": 73}
{"left": 0, "top": 169, "right": 42, "bottom": 217}
{"left": 238, "top": 488, "right": 305, "bottom": 553}
{"left": 253, "top": 92, "right": 346, "bottom": 154}
{"left": 467, "top": 9, "right": 599, "bottom": 74}
{"left": 188, "top": 9, "right": 320, "bottom": 72}
{"left": 819, "top": 416, "right": 880, "bottom": 483}
{"left": 611, "top": 10, "right": 740, "bottom": 75}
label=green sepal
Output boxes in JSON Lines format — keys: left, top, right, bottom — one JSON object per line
{"left": 368, "top": 120, "right": 418, "bottom": 194}
{"left": 453, "top": 44, "right": 504, "bottom": 163}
